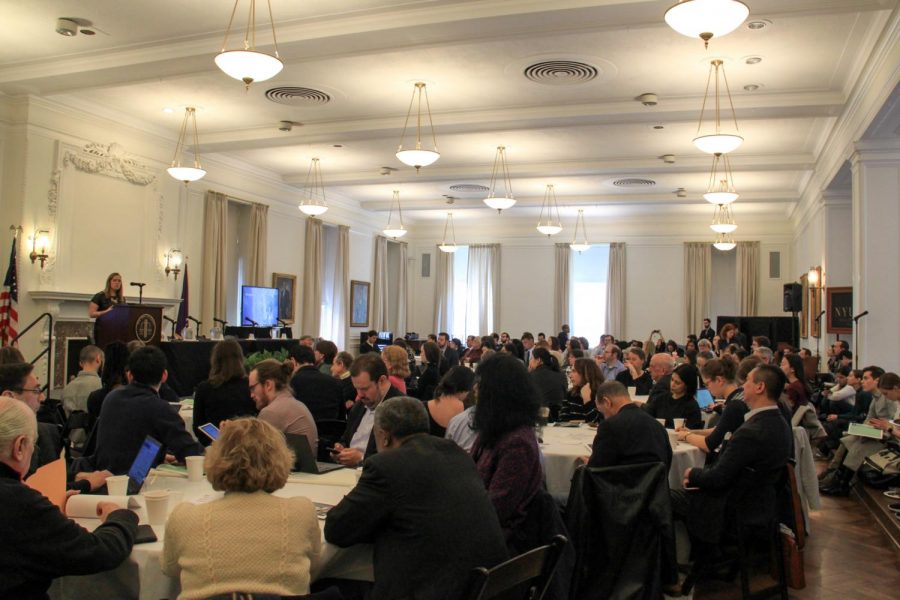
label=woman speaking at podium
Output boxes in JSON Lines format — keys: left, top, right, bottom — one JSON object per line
{"left": 88, "top": 272, "right": 127, "bottom": 318}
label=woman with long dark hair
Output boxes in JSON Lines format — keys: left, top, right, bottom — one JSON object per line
{"left": 424, "top": 365, "right": 474, "bottom": 437}
{"left": 643, "top": 363, "right": 703, "bottom": 429}
{"left": 558, "top": 357, "right": 604, "bottom": 423}
{"left": 192, "top": 339, "right": 257, "bottom": 446}
{"left": 781, "top": 353, "right": 811, "bottom": 413}
{"left": 528, "top": 347, "right": 566, "bottom": 422}
{"left": 415, "top": 341, "right": 442, "bottom": 401}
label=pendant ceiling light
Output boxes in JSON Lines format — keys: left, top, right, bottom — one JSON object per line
{"left": 383, "top": 190, "right": 407, "bottom": 239}
{"left": 536, "top": 184, "right": 563, "bottom": 236}
{"left": 664, "top": 0, "right": 749, "bottom": 48}
{"left": 396, "top": 82, "right": 440, "bottom": 171}
{"left": 215, "top": 0, "right": 283, "bottom": 90}
{"left": 483, "top": 146, "right": 516, "bottom": 212}
{"left": 570, "top": 209, "right": 591, "bottom": 252}
{"left": 713, "top": 233, "right": 737, "bottom": 251}
{"left": 710, "top": 203, "right": 737, "bottom": 233}
{"left": 694, "top": 59, "right": 743, "bottom": 154}
{"left": 704, "top": 152, "right": 738, "bottom": 204}
{"left": 298, "top": 157, "right": 328, "bottom": 216}
{"left": 438, "top": 212, "right": 458, "bottom": 253}
{"left": 167, "top": 107, "right": 207, "bottom": 184}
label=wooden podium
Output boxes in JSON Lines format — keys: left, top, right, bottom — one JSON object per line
{"left": 94, "top": 304, "right": 164, "bottom": 348}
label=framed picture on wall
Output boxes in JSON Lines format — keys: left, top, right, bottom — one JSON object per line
{"left": 800, "top": 273, "right": 808, "bottom": 339}
{"left": 827, "top": 287, "right": 853, "bottom": 334}
{"left": 272, "top": 273, "right": 297, "bottom": 325}
{"left": 350, "top": 280, "right": 370, "bottom": 327}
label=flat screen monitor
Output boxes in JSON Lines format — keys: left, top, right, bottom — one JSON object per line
{"left": 241, "top": 286, "right": 278, "bottom": 327}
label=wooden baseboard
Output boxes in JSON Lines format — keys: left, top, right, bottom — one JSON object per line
{"left": 853, "top": 482, "right": 900, "bottom": 553}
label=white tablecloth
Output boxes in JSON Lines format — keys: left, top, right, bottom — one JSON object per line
{"left": 540, "top": 423, "right": 705, "bottom": 496}
{"left": 51, "top": 469, "right": 371, "bottom": 600}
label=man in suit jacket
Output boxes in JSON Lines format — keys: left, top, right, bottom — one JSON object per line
{"left": 325, "top": 397, "right": 508, "bottom": 600}
{"left": 331, "top": 354, "right": 402, "bottom": 467}
{"left": 647, "top": 352, "right": 675, "bottom": 405}
{"left": 698, "top": 318, "right": 715, "bottom": 342}
{"left": 589, "top": 381, "right": 672, "bottom": 469}
{"left": 359, "top": 330, "right": 380, "bottom": 354}
{"left": 288, "top": 345, "right": 342, "bottom": 421}
{"left": 437, "top": 332, "right": 459, "bottom": 374}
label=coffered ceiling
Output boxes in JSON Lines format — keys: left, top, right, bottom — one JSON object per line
{"left": 2, "top": 0, "right": 897, "bottom": 223}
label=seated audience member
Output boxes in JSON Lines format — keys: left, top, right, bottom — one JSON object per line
{"left": 325, "top": 397, "right": 508, "bottom": 600}
{"left": 0, "top": 346, "right": 26, "bottom": 365}
{"left": 331, "top": 354, "right": 403, "bottom": 467}
{"left": 425, "top": 367, "right": 473, "bottom": 437}
{"left": 471, "top": 354, "right": 543, "bottom": 544}
{"left": 91, "top": 346, "right": 203, "bottom": 474}
{"left": 359, "top": 330, "right": 380, "bottom": 354}
{"left": 381, "top": 345, "right": 410, "bottom": 394}
{"left": 588, "top": 381, "right": 672, "bottom": 469}
{"left": 780, "top": 353, "right": 811, "bottom": 413}
{"left": 821, "top": 366, "right": 856, "bottom": 415}
{"left": 86, "top": 341, "right": 129, "bottom": 428}
{"left": 392, "top": 338, "right": 417, "bottom": 375}
{"left": 426, "top": 334, "right": 438, "bottom": 343}
{"left": 684, "top": 339, "right": 698, "bottom": 355}
{"left": 643, "top": 363, "right": 703, "bottom": 430}
{"left": 0, "top": 362, "right": 62, "bottom": 475}
{"left": 679, "top": 358, "right": 746, "bottom": 454}
{"left": 750, "top": 336, "right": 771, "bottom": 351}
{"left": 559, "top": 357, "right": 604, "bottom": 422}
{"left": 648, "top": 352, "right": 676, "bottom": 404}
{"left": 436, "top": 332, "right": 459, "bottom": 373}
{"left": 250, "top": 359, "right": 317, "bottom": 457}
{"left": 665, "top": 339, "right": 682, "bottom": 357}
{"left": 616, "top": 347, "right": 654, "bottom": 394}
{"left": 598, "top": 344, "right": 627, "bottom": 381}
{"left": 529, "top": 347, "right": 567, "bottom": 422}
{"left": 331, "top": 351, "right": 357, "bottom": 416}
{"left": 192, "top": 339, "right": 256, "bottom": 446}
{"left": 820, "top": 367, "right": 895, "bottom": 496}
{"left": 62, "top": 344, "right": 103, "bottom": 416}
{"left": 557, "top": 324, "right": 570, "bottom": 349}
{"left": 0, "top": 398, "right": 139, "bottom": 599}
{"left": 753, "top": 346, "right": 774, "bottom": 365}
{"left": 697, "top": 338, "right": 713, "bottom": 354}
{"left": 124, "top": 340, "right": 181, "bottom": 404}
{"left": 314, "top": 339, "right": 338, "bottom": 376}
{"left": 714, "top": 323, "right": 737, "bottom": 354}
{"left": 827, "top": 340, "right": 849, "bottom": 373}
{"left": 289, "top": 345, "right": 342, "bottom": 421}
{"left": 537, "top": 332, "right": 546, "bottom": 343}
{"left": 671, "top": 365, "right": 793, "bottom": 545}
{"left": 818, "top": 368, "right": 869, "bottom": 457}
{"left": 698, "top": 318, "right": 715, "bottom": 342}
{"left": 298, "top": 335, "right": 316, "bottom": 348}
{"left": 521, "top": 332, "right": 536, "bottom": 362}
{"left": 415, "top": 341, "right": 442, "bottom": 401}
{"left": 162, "top": 418, "right": 321, "bottom": 599}
{"left": 463, "top": 336, "right": 484, "bottom": 365}
{"left": 566, "top": 347, "right": 585, "bottom": 370}
{"left": 695, "top": 350, "right": 716, "bottom": 372}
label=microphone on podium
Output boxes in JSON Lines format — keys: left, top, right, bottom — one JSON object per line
{"left": 129, "top": 282, "right": 146, "bottom": 304}
{"left": 244, "top": 317, "right": 259, "bottom": 327}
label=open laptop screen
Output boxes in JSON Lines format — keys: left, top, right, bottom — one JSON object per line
{"left": 127, "top": 435, "right": 162, "bottom": 490}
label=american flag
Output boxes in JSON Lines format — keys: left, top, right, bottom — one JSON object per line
{"left": 0, "top": 237, "right": 19, "bottom": 345}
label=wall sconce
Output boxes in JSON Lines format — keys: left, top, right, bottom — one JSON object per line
{"left": 807, "top": 266, "right": 822, "bottom": 290}
{"left": 165, "top": 249, "right": 183, "bottom": 280}
{"left": 29, "top": 230, "right": 50, "bottom": 269}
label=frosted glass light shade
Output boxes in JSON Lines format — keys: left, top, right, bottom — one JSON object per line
{"left": 693, "top": 133, "right": 743, "bottom": 154}
{"left": 704, "top": 191, "right": 739, "bottom": 204}
{"left": 396, "top": 148, "right": 440, "bottom": 169}
{"left": 537, "top": 224, "right": 563, "bottom": 236}
{"left": 167, "top": 166, "right": 206, "bottom": 183}
{"left": 570, "top": 243, "right": 591, "bottom": 252}
{"left": 383, "top": 226, "right": 407, "bottom": 238}
{"left": 215, "top": 50, "right": 283, "bottom": 85}
{"left": 298, "top": 204, "right": 328, "bottom": 216}
{"left": 438, "top": 243, "right": 458, "bottom": 253}
{"left": 484, "top": 196, "right": 516, "bottom": 211}
{"left": 665, "top": 0, "right": 749, "bottom": 41}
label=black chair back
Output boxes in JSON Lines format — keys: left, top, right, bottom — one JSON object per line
{"left": 461, "top": 535, "right": 567, "bottom": 600}
{"left": 315, "top": 418, "right": 347, "bottom": 461}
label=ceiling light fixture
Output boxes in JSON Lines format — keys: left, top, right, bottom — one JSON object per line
{"left": 396, "top": 82, "right": 440, "bottom": 172}
{"left": 536, "top": 185, "right": 563, "bottom": 236}
{"left": 694, "top": 59, "right": 743, "bottom": 154}
{"left": 703, "top": 152, "right": 738, "bottom": 204}
{"left": 664, "top": 0, "right": 750, "bottom": 48}
{"left": 438, "top": 212, "right": 458, "bottom": 253}
{"left": 383, "top": 190, "right": 407, "bottom": 239}
{"left": 570, "top": 209, "right": 591, "bottom": 252}
{"left": 167, "top": 107, "right": 206, "bottom": 184}
{"left": 710, "top": 204, "right": 737, "bottom": 233}
{"left": 483, "top": 146, "right": 516, "bottom": 212}
{"left": 298, "top": 158, "right": 328, "bottom": 216}
{"left": 215, "top": 0, "right": 283, "bottom": 90}
{"left": 713, "top": 234, "right": 736, "bottom": 251}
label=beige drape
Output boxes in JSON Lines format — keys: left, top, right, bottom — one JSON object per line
{"left": 433, "top": 247, "right": 454, "bottom": 335}
{"left": 247, "top": 203, "right": 268, "bottom": 286}
{"left": 201, "top": 191, "right": 228, "bottom": 331}
{"left": 684, "top": 242, "right": 711, "bottom": 337}
{"left": 606, "top": 242, "right": 626, "bottom": 339}
{"left": 554, "top": 243, "right": 570, "bottom": 333}
{"left": 736, "top": 241, "right": 760, "bottom": 316}
{"left": 329, "top": 225, "right": 350, "bottom": 349}
{"left": 396, "top": 241, "right": 409, "bottom": 335}
{"left": 371, "top": 236, "right": 389, "bottom": 331}
{"left": 466, "top": 244, "right": 500, "bottom": 334}
{"left": 301, "top": 218, "right": 323, "bottom": 336}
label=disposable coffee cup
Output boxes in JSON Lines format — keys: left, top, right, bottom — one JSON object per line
{"left": 186, "top": 455, "right": 204, "bottom": 482}
{"left": 673, "top": 418, "right": 685, "bottom": 430}
{"left": 627, "top": 386, "right": 637, "bottom": 399}
{"left": 537, "top": 406, "right": 550, "bottom": 427}
{"left": 656, "top": 418, "right": 666, "bottom": 427}
{"left": 142, "top": 490, "right": 170, "bottom": 525}
{"left": 106, "top": 475, "right": 129, "bottom": 496}
{"left": 247, "top": 333, "right": 255, "bottom": 340}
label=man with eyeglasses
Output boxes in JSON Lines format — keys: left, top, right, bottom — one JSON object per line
{"left": 0, "top": 362, "right": 61, "bottom": 474}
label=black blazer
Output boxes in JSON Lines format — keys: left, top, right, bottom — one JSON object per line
{"left": 415, "top": 364, "right": 440, "bottom": 400}
{"left": 290, "top": 366, "right": 344, "bottom": 422}
{"left": 359, "top": 340, "right": 379, "bottom": 354}
{"left": 340, "top": 386, "right": 403, "bottom": 459}
{"left": 648, "top": 373, "right": 672, "bottom": 405}
{"left": 530, "top": 367, "right": 568, "bottom": 409}
{"left": 588, "top": 403, "right": 672, "bottom": 469}
{"left": 698, "top": 327, "right": 715, "bottom": 341}
{"left": 192, "top": 376, "right": 257, "bottom": 446}
{"left": 440, "top": 346, "right": 459, "bottom": 374}
{"left": 325, "top": 435, "right": 508, "bottom": 600}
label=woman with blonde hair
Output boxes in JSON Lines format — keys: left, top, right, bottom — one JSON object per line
{"left": 88, "top": 272, "right": 126, "bottom": 318}
{"left": 162, "top": 418, "right": 321, "bottom": 599}
{"left": 382, "top": 345, "right": 410, "bottom": 394}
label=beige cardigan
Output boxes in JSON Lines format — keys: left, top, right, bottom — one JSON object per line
{"left": 161, "top": 491, "right": 322, "bottom": 599}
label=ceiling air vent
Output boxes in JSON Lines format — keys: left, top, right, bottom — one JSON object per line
{"left": 449, "top": 184, "right": 490, "bottom": 193}
{"left": 264, "top": 87, "right": 332, "bottom": 106}
{"left": 612, "top": 178, "right": 656, "bottom": 188}
{"left": 524, "top": 60, "right": 598, "bottom": 85}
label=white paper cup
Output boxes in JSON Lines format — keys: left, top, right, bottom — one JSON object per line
{"left": 673, "top": 418, "right": 685, "bottom": 430}
{"left": 656, "top": 418, "right": 666, "bottom": 427}
{"left": 627, "top": 386, "right": 637, "bottom": 399}
{"left": 106, "top": 475, "right": 129, "bottom": 496}
{"left": 142, "top": 490, "right": 170, "bottom": 525}
{"left": 185, "top": 455, "right": 205, "bottom": 482}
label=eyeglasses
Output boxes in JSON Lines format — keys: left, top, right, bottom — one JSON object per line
{"left": 249, "top": 381, "right": 262, "bottom": 390}
{"left": 14, "top": 387, "right": 43, "bottom": 395}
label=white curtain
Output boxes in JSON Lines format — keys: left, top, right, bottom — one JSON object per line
{"left": 301, "top": 218, "right": 323, "bottom": 336}
{"left": 247, "top": 203, "right": 268, "bottom": 286}
{"left": 606, "top": 242, "right": 626, "bottom": 339}
{"left": 684, "top": 242, "right": 711, "bottom": 337}
{"left": 433, "top": 247, "right": 454, "bottom": 335}
{"left": 371, "top": 236, "right": 389, "bottom": 331}
{"left": 736, "top": 241, "right": 760, "bottom": 316}
{"left": 466, "top": 244, "right": 500, "bottom": 335}
{"left": 322, "top": 225, "right": 350, "bottom": 349}
{"left": 554, "top": 243, "right": 570, "bottom": 333}
{"left": 396, "top": 241, "right": 409, "bottom": 335}
{"left": 201, "top": 190, "right": 228, "bottom": 331}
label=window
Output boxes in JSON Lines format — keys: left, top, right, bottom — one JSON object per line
{"left": 570, "top": 244, "right": 609, "bottom": 345}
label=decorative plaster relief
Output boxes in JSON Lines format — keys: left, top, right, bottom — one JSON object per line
{"left": 63, "top": 142, "right": 157, "bottom": 186}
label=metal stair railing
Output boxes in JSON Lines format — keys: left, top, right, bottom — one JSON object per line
{"left": 10, "top": 311, "right": 54, "bottom": 393}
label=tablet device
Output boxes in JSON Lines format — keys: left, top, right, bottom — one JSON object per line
{"left": 695, "top": 388, "right": 714, "bottom": 409}
{"left": 198, "top": 422, "right": 220, "bottom": 441}
{"left": 127, "top": 436, "right": 163, "bottom": 494}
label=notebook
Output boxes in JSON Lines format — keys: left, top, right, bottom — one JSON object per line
{"left": 284, "top": 433, "right": 345, "bottom": 474}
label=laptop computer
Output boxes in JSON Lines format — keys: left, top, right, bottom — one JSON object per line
{"left": 127, "top": 435, "right": 163, "bottom": 494}
{"left": 695, "top": 388, "right": 714, "bottom": 410}
{"left": 284, "top": 433, "right": 345, "bottom": 474}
